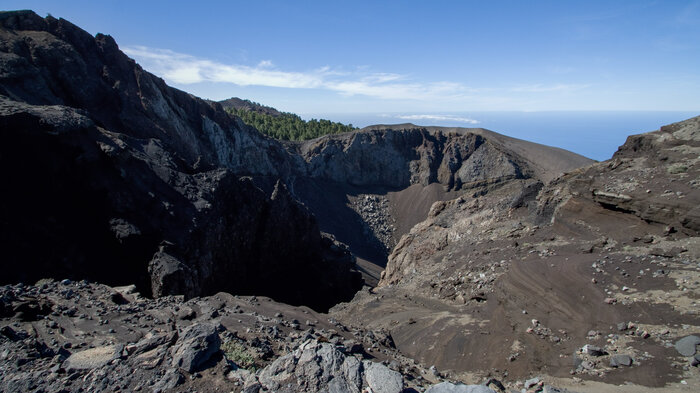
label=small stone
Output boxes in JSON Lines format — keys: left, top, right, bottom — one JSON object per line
{"left": 63, "top": 345, "right": 121, "bottom": 371}
{"left": 690, "top": 355, "right": 700, "bottom": 367}
{"left": 610, "top": 354, "right": 633, "bottom": 367}
{"left": 365, "top": 362, "right": 404, "bottom": 393}
{"left": 582, "top": 344, "right": 605, "bottom": 356}
{"left": 171, "top": 323, "right": 221, "bottom": 373}
{"left": 426, "top": 365, "right": 438, "bottom": 377}
{"left": 572, "top": 353, "right": 583, "bottom": 369}
{"left": 675, "top": 335, "right": 700, "bottom": 357}
{"left": 524, "top": 377, "right": 541, "bottom": 389}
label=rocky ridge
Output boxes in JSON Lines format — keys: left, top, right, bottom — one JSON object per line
{"left": 0, "top": 10, "right": 361, "bottom": 311}
{"left": 331, "top": 116, "right": 700, "bottom": 388}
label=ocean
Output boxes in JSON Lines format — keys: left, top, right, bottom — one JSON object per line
{"left": 299, "top": 111, "right": 698, "bottom": 161}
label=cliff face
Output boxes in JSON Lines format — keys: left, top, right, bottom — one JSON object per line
{"left": 0, "top": 10, "right": 295, "bottom": 176}
{"left": 0, "top": 11, "right": 360, "bottom": 311}
{"left": 295, "top": 125, "right": 592, "bottom": 190}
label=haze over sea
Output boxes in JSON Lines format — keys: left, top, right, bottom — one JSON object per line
{"left": 302, "top": 111, "right": 698, "bottom": 161}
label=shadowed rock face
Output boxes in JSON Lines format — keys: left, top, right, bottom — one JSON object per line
{"left": 0, "top": 11, "right": 297, "bottom": 176}
{"left": 0, "top": 10, "right": 361, "bottom": 312}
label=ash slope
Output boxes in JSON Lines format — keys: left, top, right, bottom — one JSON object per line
{"left": 331, "top": 116, "right": 700, "bottom": 386}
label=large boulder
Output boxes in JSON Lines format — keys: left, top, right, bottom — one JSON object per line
{"left": 363, "top": 361, "right": 404, "bottom": 393}
{"left": 675, "top": 335, "right": 700, "bottom": 357}
{"left": 171, "top": 323, "right": 221, "bottom": 373}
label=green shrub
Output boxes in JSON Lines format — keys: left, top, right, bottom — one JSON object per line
{"left": 221, "top": 340, "right": 256, "bottom": 369}
{"left": 226, "top": 107, "right": 357, "bottom": 141}
{"left": 667, "top": 163, "right": 688, "bottom": 174}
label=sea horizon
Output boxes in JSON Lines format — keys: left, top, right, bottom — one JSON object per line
{"left": 299, "top": 110, "right": 699, "bottom": 161}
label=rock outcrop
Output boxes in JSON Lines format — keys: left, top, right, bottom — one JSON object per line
{"left": 295, "top": 124, "right": 591, "bottom": 190}
{"left": 0, "top": 280, "right": 515, "bottom": 393}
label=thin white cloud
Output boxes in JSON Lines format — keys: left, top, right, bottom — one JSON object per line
{"left": 124, "top": 46, "right": 322, "bottom": 88}
{"left": 257, "top": 60, "right": 274, "bottom": 68}
{"left": 511, "top": 83, "right": 589, "bottom": 93}
{"left": 123, "top": 45, "right": 588, "bottom": 103}
{"left": 388, "top": 114, "right": 480, "bottom": 124}
{"left": 123, "top": 46, "right": 476, "bottom": 100}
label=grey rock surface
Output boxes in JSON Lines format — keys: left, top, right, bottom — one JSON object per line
{"left": 425, "top": 382, "right": 496, "bottom": 393}
{"left": 63, "top": 345, "right": 121, "bottom": 371}
{"left": 609, "top": 354, "right": 633, "bottom": 367}
{"left": 674, "top": 335, "right": 700, "bottom": 357}
{"left": 171, "top": 323, "right": 221, "bottom": 373}
{"left": 258, "top": 339, "right": 362, "bottom": 393}
{"left": 363, "top": 360, "right": 404, "bottom": 393}
{"left": 582, "top": 344, "right": 605, "bottom": 357}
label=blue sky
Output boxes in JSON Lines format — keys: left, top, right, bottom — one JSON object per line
{"left": 5, "top": 1, "right": 700, "bottom": 116}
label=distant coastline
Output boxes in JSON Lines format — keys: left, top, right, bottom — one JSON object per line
{"left": 300, "top": 111, "right": 699, "bottom": 161}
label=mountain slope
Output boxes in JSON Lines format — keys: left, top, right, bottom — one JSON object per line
{"left": 0, "top": 10, "right": 360, "bottom": 311}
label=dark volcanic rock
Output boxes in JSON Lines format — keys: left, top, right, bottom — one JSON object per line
{"left": 0, "top": 10, "right": 360, "bottom": 311}
{"left": 609, "top": 354, "right": 633, "bottom": 368}
{"left": 171, "top": 323, "right": 221, "bottom": 373}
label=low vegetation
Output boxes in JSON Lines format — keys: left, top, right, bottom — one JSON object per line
{"left": 668, "top": 163, "right": 688, "bottom": 174}
{"left": 221, "top": 340, "right": 256, "bottom": 369}
{"left": 224, "top": 100, "right": 357, "bottom": 141}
